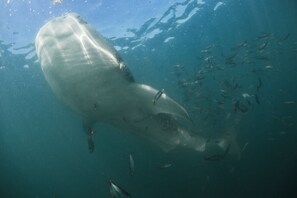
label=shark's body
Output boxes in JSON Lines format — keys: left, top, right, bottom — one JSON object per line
{"left": 35, "top": 13, "right": 232, "bottom": 153}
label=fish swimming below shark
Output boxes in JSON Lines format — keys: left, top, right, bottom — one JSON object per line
{"left": 35, "top": 13, "right": 239, "bottom": 157}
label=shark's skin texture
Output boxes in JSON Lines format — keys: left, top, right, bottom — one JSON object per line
{"left": 35, "top": 13, "right": 231, "bottom": 153}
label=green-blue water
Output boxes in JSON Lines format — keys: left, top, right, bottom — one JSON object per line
{"left": 1, "top": 0, "right": 296, "bottom": 197}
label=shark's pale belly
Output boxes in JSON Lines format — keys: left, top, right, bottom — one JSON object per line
{"left": 35, "top": 13, "right": 224, "bottom": 152}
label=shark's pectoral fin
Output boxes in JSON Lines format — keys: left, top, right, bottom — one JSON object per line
{"left": 132, "top": 84, "right": 191, "bottom": 121}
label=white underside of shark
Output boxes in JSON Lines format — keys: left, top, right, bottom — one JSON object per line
{"left": 35, "top": 13, "right": 234, "bottom": 154}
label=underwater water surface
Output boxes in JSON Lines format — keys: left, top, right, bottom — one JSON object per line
{"left": 1, "top": 0, "right": 297, "bottom": 198}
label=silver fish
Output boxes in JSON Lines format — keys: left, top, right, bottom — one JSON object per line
{"left": 161, "top": 163, "right": 172, "bottom": 168}
{"left": 240, "top": 142, "right": 249, "bottom": 154}
{"left": 129, "top": 153, "right": 135, "bottom": 176}
{"left": 258, "top": 41, "right": 268, "bottom": 50}
{"left": 109, "top": 179, "right": 131, "bottom": 197}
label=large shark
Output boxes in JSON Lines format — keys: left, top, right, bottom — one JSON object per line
{"left": 35, "top": 13, "right": 236, "bottom": 155}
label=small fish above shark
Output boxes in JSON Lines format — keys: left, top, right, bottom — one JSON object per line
{"left": 35, "top": 13, "right": 237, "bottom": 156}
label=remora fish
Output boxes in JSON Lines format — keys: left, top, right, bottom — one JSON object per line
{"left": 152, "top": 89, "right": 165, "bottom": 105}
{"left": 35, "top": 13, "right": 233, "bottom": 154}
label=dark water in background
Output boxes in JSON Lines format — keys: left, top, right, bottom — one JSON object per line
{"left": 1, "top": 0, "right": 297, "bottom": 197}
